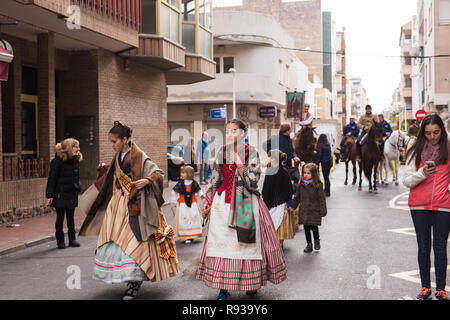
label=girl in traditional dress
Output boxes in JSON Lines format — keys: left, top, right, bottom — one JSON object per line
{"left": 78, "top": 121, "right": 180, "bottom": 300}
{"left": 197, "top": 119, "right": 287, "bottom": 300}
{"left": 171, "top": 165, "right": 204, "bottom": 244}
{"left": 289, "top": 163, "right": 327, "bottom": 253}
{"left": 262, "top": 149, "right": 296, "bottom": 248}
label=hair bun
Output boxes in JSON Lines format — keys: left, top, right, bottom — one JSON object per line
{"left": 114, "top": 121, "right": 122, "bottom": 127}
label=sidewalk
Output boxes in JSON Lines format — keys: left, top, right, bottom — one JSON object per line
{"left": 0, "top": 176, "right": 207, "bottom": 256}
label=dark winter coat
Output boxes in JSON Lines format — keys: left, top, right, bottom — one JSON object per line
{"left": 293, "top": 181, "right": 327, "bottom": 226}
{"left": 46, "top": 154, "right": 81, "bottom": 209}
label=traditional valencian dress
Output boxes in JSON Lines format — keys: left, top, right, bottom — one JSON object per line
{"left": 171, "top": 179, "right": 204, "bottom": 240}
{"left": 196, "top": 143, "right": 287, "bottom": 291}
{"left": 262, "top": 164, "right": 296, "bottom": 243}
{"left": 78, "top": 142, "right": 180, "bottom": 284}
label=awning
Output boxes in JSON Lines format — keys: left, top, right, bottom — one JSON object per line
{"left": 0, "top": 40, "right": 14, "bottom": 81}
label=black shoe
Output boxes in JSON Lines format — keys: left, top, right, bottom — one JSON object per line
{"left": 325, "top": 193, "right": 330, "bottom": 197}
{"left": 314, "top": 239, "right": 321, "bottom": 250}
{"left": 416, "top": 287, "right": 432, "bottom": 300}
{"left": 304, "top": 243, "right": 313, "bottom": 253}
{"left": 217, "top": 289, "right": 230, "bottom": 300}
{"left": 57, "top": 242, "right": 66, "bottom": 249}
{"left": 123, "top": 281, "right": 142, "bottom": 300}
{"left": 435, "top": 290, "right": 449, "bottom": 300}
{"left": 69, "top": 240, "right": 80, "bottom": 247}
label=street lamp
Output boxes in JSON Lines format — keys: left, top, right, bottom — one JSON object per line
{"left": 229, "top": 68, "right": 236, "bottom": 119}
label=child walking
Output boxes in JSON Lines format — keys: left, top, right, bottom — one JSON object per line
{"left": 171, "top": 165, "right": 204, "bottom": 244}
{"left": 262, "top": 150, "right": 295, "bottom": 248}
{"left": 289, "top": 163, "right": 327, "bottom": 253}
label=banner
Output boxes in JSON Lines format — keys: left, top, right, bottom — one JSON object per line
{"left": 286, "top": 91, "right": 305, "bottom": 118}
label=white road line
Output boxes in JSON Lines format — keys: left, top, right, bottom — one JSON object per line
{"left": 388, "top": 191, "right": 410, "bottom": 211}
{"left": 389, "top": 266, "right": 450, "bottom": 292}
{"left": 387, "top": 227, "right": 416, "bottom": 236}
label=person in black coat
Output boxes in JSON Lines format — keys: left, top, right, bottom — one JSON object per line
{"left": 46, "top": 138, "right": 83, "bottom": 249}
{"left": 315, "top": 134, "right": 333, "bottom": 197}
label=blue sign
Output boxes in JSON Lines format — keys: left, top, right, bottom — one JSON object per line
{"left": 210, "top": 108, "right": 227, "bottom": 119}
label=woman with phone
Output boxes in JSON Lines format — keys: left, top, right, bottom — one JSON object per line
{"left": 402, "top": 114, "right": 449, "bottom": 300}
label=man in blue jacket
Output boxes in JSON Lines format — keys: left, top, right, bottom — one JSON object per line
{"left": 337, "top": 116, "right": 359, "bottom": 160}
{"left": 378, "top": 114, "right": 392, "bottom": 155}
{"left": 195, "top": 131, "right": 211, "bottom": 185}
{"left": 263, "top": 123, "right": 300, "bottom": 180}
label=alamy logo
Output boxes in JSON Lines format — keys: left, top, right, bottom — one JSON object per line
{"left": 366, "top": 265, "right": 381, "bottom": 289}
{"left": 66, "top": 5, "right": 81, "bottom": 30}
{"left": 66, "top": 265, "right": 81, "bottom": 289}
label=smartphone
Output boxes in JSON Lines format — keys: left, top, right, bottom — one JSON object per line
{"left": 425, "top": 160, "right": 435, "bottom": 168}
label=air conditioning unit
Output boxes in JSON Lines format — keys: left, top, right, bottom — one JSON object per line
{"left": 0, "top": 40, "right": 13, "bottom": 63}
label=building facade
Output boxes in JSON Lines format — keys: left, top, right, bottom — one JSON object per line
{"left": 167, "top": 10, "right": 311, "bottom": 160}
{"left": 0, "top": 0, "right": 215, "bottom": 218}
{"left": 398, "top": 21, "right": 414, "bottom": 126}
{"left": 334, "top": 29, "right": 348, "bottom": 127}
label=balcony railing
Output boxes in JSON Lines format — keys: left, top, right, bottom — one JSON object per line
{"left": 3, "top": 156, "right": 48, "bottom": 181}
{"left": 71, "top": 0, "right": 142, "bottom": 31}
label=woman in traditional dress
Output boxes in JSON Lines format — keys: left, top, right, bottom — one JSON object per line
{"left": 197, "top": 119, "right": 287, "bottom": 300}
{"left": 262, "top": 149, "right": 296, "bottom": 249}
{"left": 78, "top": 121, "right": 180, "bottom": 300}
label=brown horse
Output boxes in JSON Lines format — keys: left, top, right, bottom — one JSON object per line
{"left": 358, "top": 121, "right": 384, "bottom": 193}
{"left": 293, "top": 127, "right": 316, "bottom": 164}
{"left": 341, "top": 136, "right": 357, "bottom": 185}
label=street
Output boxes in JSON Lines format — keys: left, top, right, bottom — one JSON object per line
{"left": 0, "top": 162, "right": 447, "bottom": 300}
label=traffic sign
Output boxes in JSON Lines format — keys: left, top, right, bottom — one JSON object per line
{"left": 210, "top": 108, "right": 227, "bottom": 119}
{"left": 415, "top": 109, "right": 427, "bottom": 121}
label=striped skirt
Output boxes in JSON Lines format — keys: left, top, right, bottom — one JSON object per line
{"left": 196, "top": 196, "right": 287, "bottom": 291}
{"left": 94, "top": 189, "right": 179, "bottom": 284}
{"left": 277, "top": 208, "right": 296, "bottom": 240}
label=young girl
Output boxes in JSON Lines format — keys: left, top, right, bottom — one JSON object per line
{"left": 46, "top": 138, "right": 82, "bottom": 249}
{"left": 289, "top": 163, "right": 327, "bottom": 253}
{"left": 171, "top": 165, "right": 205, "bottom": 244}
{"left": 262, "top": 150, "right": 295, "bottom": 248}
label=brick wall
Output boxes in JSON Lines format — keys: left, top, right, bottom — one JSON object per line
{"left": 216, "top": 0, "right": 323, "bottom": 80}
{"left": 97, "top": 50, "right": 168, "bottom": 180}
{"left": 0, "top": 179, "right": 47, "bottom": 213}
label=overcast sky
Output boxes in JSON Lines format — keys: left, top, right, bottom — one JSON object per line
{"left": 213, "top": 0, "right": 418, "bottom": 114}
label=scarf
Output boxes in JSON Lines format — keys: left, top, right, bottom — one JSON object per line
{"left": 173, "top": 180, "right": 201, "bottom": 208}
{"left": 262, "top": 165, "right": 293, "bottom": 210}
{"left": 302, "top": 177, "right": 313, "bottom": 185}
{"left": 421, "top": 141, "right": 441, "bottom": 166}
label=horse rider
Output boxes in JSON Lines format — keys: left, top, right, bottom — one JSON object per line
{"left": 263, "top": 123, "right": 300, "bottom": 180}
{"left": 296, "top": 104, "right": 319, "bottom": 137}
{"left": 378, "top": 114, "right": 393, "bottom": 155}
{"left": 338, "top": 115, "right": 360, "bottom": 160}
{"left": 356, "top": 105, "right": 379, "bottom": 160}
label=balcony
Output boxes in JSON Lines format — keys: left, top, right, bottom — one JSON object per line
{"left": 1, "top": 0, "right": 141, "bottom": 51}
{"left": 166, "top": 52, "right": 215, "bottom": 84}
{"left": 402, "top": 64, "right": 412, "bottom": 76}
{"left": 402, "top": 87, "right": 412, "bottom": 98}
{"left": 401, "top": 40, "right": 412, "bottom": 55}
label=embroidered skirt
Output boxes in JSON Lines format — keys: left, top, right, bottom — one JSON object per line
{"left": 173, "top": 202, "right": 203, "bottom": 239}
{"left": 196, "top": 195, "right": 287, "bottom": 291}
{"left": 93, "top": 189, "right": 179, "bottom": 284}
{"left": 277, "top": 208, "right": 296, "bottom": 241}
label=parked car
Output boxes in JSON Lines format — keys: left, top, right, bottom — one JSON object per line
{"left": 168, "top": 144, "right": 185, "bottom": 181}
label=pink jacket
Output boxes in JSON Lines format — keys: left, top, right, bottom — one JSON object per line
{"left": 402, "top": 156, "right": 450, "bottom": 212}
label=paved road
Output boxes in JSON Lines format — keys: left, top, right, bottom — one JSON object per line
{"left": 0, "top": 162, "right": 448, "bottom": 300}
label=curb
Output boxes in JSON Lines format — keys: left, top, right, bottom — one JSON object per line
{"left": 0, "top": 227, "right": 81, "bottom": 257}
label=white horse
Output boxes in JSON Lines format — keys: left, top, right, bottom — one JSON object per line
{"left": 378, "top": 131, "right": 406, "bottom": 186}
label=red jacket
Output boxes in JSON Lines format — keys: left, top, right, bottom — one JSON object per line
{"left": 403, "top": 159, "right": 450, "bottom": 212}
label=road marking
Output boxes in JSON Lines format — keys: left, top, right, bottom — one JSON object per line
{"left": 387, "top": 227, "right": 450, "bottom": 241}
{"left": 389, "top": 266, "right": 450, "bottom": 291}
{"left": 387, "top": 227, "right": 416, "bottom": 236}
{"left": 388, "top": 192, "right": 410, "bottom": 211}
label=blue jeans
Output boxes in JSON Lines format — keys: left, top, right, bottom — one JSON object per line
{"left": 410, "top": 210, "right": 450, "bottom": 290}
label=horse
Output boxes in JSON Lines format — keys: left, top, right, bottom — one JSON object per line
{"left": 341, "top": 136, "right": 357, "bottom": 185}
{"left": 293, "top": 126, "right": 316, "bottom": 164}
{"left": 378, "top": 131, "right": 406, "bottom": 186}
{"left": 358, "top": 121, "right": 384, "bottom": 193}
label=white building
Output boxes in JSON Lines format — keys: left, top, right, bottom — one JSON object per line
{"left": 167, "top": 10, "right": 312, "bottom": 152}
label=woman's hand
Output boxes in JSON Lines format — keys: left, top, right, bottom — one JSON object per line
{"left": 202, "top": 203, "right": 210, "bottom": 215}
{"left": 422, "top": 165, "right": 437, "bottom": 177}
{"left": 46, "top": 198, "right": 53, "bottom": 206}
{"left": 132, "top": 179, "right": 151, "bottom": 190}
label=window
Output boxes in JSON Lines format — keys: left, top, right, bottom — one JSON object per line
{"left": 404, "top": 56, "right": 411, "bottom": 65}
{"left": 405, "top": 78, "right": 412, "bottom": 88}
{"left": 223, "top": 57, "right": 234, "bottom": 73}
{"left": 214, "top": 57, "right": 221, "bottom": 73}
{"left": 182, "top": 0, "right": 195, "bottom": 22}
{"left": 440, "top": 0, "right": 450, "bottom": 24}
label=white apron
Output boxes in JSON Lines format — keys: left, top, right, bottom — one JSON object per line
{"left": 269, "top": 203, "right": 286, "bottom": 230}
{"left": 206, "top": 192, "right": 262, "bottom": 260}
{"left": 176, "top": 202, "right": 203, "bottom": 238}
